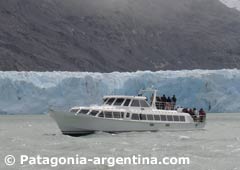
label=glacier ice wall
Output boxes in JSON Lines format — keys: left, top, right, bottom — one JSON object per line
{"left": 219, "top": 0, "right": 240, "bottom": 11}
{"left": 0, "top": 70, "right": 240, "bottom": 114}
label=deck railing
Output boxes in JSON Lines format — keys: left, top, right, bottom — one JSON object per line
{"left": 154, "top": 101, "right": 176, "bottom": 110}
{"left": 154, "top": 102, "right": 206, "bottom": 123}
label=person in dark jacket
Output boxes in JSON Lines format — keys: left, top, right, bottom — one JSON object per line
{"left": 156, "top": 96, "right": 161, "bottom": 109}
{"left": 172, "top": 95, "right": 177, "bottom": 103}
{"left": 171, "top": 95, "right": 177, "bottom": 109}
{"left": 156, "top": 96, "right": 161, "bottom": 102}
{"left": 182, "top": 108, "right": 188, "bottom": 113}
{"left": 167, "top": 97, "right": 171, "bottom": 103}
{"left": 165, "top": 97, "right": 171, "bottom": 110}
{"left": 161, "top": 95, "right": 167, "bottom": 109}
{"left": 189, "top": 108, "right": 197, "bottom": 121}
{"left": 199, "top": 108, "right": 206, "bottom": 122}
{"left": 161, "top": 95, "right": 167, "bottom": 102}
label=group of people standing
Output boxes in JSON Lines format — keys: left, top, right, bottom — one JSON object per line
{"left": 182, "top": 108, "right": 206, "bottom": 122}
{"left": 155, "top": 94, "right": 177, "bottom": 110}
{"left": 151, "top": 93, "right": 206, "bottom": 122}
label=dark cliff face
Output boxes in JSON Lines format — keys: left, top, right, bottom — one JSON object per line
{"left": 0, "top": 0, "right": 240, "bottom": 72}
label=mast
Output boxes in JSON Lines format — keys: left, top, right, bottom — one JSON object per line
{"left": 151, "top": 89, "right": 157, "bottom": 108}
{"left": 139, "top": 88, "right": 158, "bottom": 109}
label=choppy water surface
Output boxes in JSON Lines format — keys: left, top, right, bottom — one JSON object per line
{"left": 0, "top": 114, "right": 240, "bottom": 170}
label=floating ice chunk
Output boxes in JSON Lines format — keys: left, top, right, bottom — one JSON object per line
{"left": 178, "top": 136, "right": 190, "bottom": 140}
{"left": 231, "top": 148, "right": 240, "bottom": 153}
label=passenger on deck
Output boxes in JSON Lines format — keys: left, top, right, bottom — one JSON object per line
{"left": 171, "top": 95, "right": 177, "bottom": 109}
{"left": 182, "top": 108, "right": 188, "bottom": 113}
{"left": 172, "top": 95, "right": 177, "bottom": 103}
{"left": 193, "top": 108, "right": 197, "bottom": 115}
{"left": 161, "top": 95, "right": 167, "bottom": 102}
{"left": 189, "top": 108, "right": 193, "bottom": 115}
{"left": 199, "top": 108, "right": 206, "bottom": 122}
{"left": 156, "top": 96, "right": 161, "bottom": 109}
{"left": 165, "top": 97, "right": 172, "bottom": 110}
{"left": 161, "top": 95, "right": 167, "bottom": 109}
{"left": 193, "top": 108, "right": 198, "bottom": 121}
{"left": 167, "top": 96, "right": 171, "bottom": 103}
{"left": 189, "top": 108, "right": 197, "bottom": 121}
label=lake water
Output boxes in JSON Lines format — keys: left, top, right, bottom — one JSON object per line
{"left": 0, "top": 113, "right": 240, "bottom": 170}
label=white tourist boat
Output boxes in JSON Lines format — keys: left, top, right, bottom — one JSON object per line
{"left": 49, "top": 89, "right": 206, "bottom": 135}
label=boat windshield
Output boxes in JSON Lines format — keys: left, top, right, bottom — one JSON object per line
{"left": 123, "top": 99, "right": 131, "bottom": 106}
{"left": 131, "top": 100, "right": 140, "bottom": 107}
{"left": 131, "top": 99, "right": 150, "bottom": 107}
{"left": 140, "top": 100, "right": 150, "bottom": 107}
{"left": 113, "top": 98, "right": 125, "bottom": 106}
{"left": 105, "top": 98, "right": 115, "bottom": 105}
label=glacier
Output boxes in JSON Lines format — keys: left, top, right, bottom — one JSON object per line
{"left": 219, "top": 0, "right": 240, "bottom": 11}
{"left": 0, "top": 69, "right": 240, "bottom": 114}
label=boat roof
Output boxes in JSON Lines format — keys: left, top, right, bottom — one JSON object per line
{"left": 103, "top": 95, "right": 147, "bottom": 100}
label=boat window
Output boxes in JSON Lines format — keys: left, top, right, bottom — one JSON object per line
{"left": 70, "top": 109, "right": 79, "bottom": 113}
{"left": 131, "top": 100, "right": 140, "bottom": 107}
{"left": 179, "top": 116, "right": 185, "bottom": 122}
{"left": 105, "top": 112, "right": 113, "bottom": 118}
{"left": 121, "top": 112, "right": 124, "bottom": 118}
{"left": 113, "top": 98, "right": 125, "bottom": 106}
{"left": 106, "top": 98, "right": 115, "bottom": 105}
{"left": 131, "top": 114, "right": 139, "bottom": 120}
{"left": 113, "top": 112, "right": 121, "bottom": 118}
{"left": 154, "top": 115, "right": 160, "bottom": 121}
{"left": 173, "top": 115, "right": 180, "bottom": 121}
{"left": 98, "top": 112, "right": 104, "bottom": 118}
{"left": 79, "top": 109, "right": 89, "bottom": 114}
{"left": 161, "top": 115, "right": 167, "bottom": 121}
{"left": 103, "top": 98, "right": 108, "bottom": 103}
{"left": 89, "top": 110, "right": 99, "bottom": 116}
{"left": 147, "top": 114, "right": 154, "bottom": 120}
{"left": 126, "top": 113, "right": 130, "bottom": 118}
{"left": 123, "top": 99, "right": 131, "bottom": 106}
{"left": 167, "top": 115, "right": 173, "bottom": 121}
{"left": 140, "top": 100, "right": 149, "bottom": 107}
{"left": 140, "top": 114, "right": 147, "bottom": 120}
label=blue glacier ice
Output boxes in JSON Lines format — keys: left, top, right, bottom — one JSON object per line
{"left": 0, "top": 69, "right": 240, "bottom": 114}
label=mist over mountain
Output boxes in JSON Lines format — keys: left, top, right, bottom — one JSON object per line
{"left": 1, "top": 0, "right": 240, "bottom": 72}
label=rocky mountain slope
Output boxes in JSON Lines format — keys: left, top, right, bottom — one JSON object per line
{"left": 1, "top": 0, "right": 240, "bottom": 72}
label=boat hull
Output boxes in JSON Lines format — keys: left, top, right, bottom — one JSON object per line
{"left": 49, "top": 110, "right": 206, "bottom": 136}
